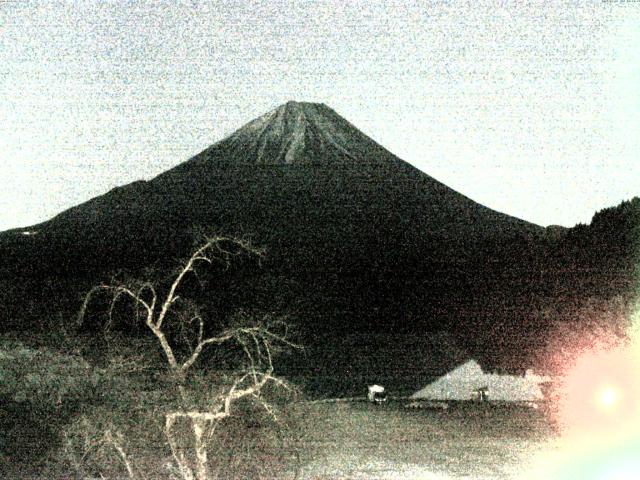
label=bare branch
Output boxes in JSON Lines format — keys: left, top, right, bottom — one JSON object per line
{"left": 179, "top": 330, "right": 234, "bottom": 373}
{"left": 165, "top": 415, "right": 196, "bottom": 480}
{"left": 156, "top": 236, "right": 255, "bottom": 331}
{"left": 251, "top": 393, "right": 278, "bottom": 422}
{"left": 77, "top": 284, "right": 112, "bottom": 327}
{"left": 236, "top": 335, "right": 258, "bottom": 384}
{"left": 104, "top": 430, "right": 137, "bottom": 480}
{"left": 78, "top": 237, "right": 297, "bottom": 480}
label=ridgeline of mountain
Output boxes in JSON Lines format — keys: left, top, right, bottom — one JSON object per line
{"left": 13, "top": 101, "right": 541, "bottom": 267}
{"left": 1, "top": 102, "right": 636, "bottom": 391}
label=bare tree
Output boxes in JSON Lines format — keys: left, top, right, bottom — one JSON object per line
{"left": 78, "top": 237, "right": 301, "bottom": 480}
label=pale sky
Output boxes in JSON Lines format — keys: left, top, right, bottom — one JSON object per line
{"left": 1, "top": 0, "right": 638, "bottom": 231}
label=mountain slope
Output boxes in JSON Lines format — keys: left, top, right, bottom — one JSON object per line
{"left": 1, "top": 102, "right": 595, "bottom": 389}
{"left": 33, "top": 101, "right": 541, "bottom": 265}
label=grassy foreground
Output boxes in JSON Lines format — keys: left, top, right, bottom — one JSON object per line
{"left": 293, "top": 401, "right": 555, "bottom": 480}
{"left": 1, "top": 333, "right": 557, "bottom": 480}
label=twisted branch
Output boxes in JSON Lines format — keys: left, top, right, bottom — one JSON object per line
{"left": 77, "top": 237, "right": 298, "bottom": 480}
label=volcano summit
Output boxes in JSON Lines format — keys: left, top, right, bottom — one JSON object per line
{"left": 186, "top": 101, "right": 420, "bottom": 167}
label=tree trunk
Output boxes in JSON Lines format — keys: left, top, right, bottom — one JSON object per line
{"left": 193, "top": 418, "right": 210, "bottom": 480}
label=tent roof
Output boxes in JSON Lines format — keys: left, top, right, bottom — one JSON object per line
{"left": 411, "top": 359, "right": 550, "bottom": 401}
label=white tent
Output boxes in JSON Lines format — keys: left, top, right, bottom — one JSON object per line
{"left": 410, "top": 359, "right": 550, "bottom": 402}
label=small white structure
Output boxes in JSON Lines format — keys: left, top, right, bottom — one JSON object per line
{"left": 471, "top": 386, "right": 489, "bottom": 402}
{"left": 410, "top": 360, "right": 550, "bottom": 402}
{"left": 367, "top": 384, "right": 386, "bottom": 403}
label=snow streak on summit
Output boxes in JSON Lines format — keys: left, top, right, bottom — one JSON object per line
{"left": 227, "top": 101, "right": 358, "bottom": 165}
{"left": 184, "top": 101, "right": 408, "bottom": 168}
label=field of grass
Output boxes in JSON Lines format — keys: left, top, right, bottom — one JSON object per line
{"left": 3, "top": 364, "right": 638, "bottom": 480}
{"left": 5, "top": 331, "right": 636, "bottom": 480}
{"left": 292, "top": 401, "right": 556, "bottom": 480}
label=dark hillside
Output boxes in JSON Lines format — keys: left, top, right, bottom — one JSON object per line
{"left": 0, "top": 102, "right": 636, "bottom": 393}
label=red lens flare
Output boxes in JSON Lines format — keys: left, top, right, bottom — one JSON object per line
{"left": 556, "top": 346, "right": 639, "bottom": 434}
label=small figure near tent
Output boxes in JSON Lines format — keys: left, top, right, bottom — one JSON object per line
{"left": 367, "top": 384, "right": 387, "bottom": 404}
{"left": 472, "top": 386, "right": 489, "bottom": 402}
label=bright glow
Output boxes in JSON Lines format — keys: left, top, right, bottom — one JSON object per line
{"left": 557, "top": 346, "right": 639, "bottom": 434}
{"left": 525, "top": 336, "right": 640, "bottom": 479}
{"left": 526, "top": 430, "right": 640, "bottom": 480}
{"left": 526, "top": 272, "right": 640, "bottom": 479}
{"left": 599, "top": 386, "right": 618, "bottom": 410}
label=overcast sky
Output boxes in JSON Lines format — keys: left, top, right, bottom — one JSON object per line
{"left": 1, "top": 0, "right": 638, "bottom": 231}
